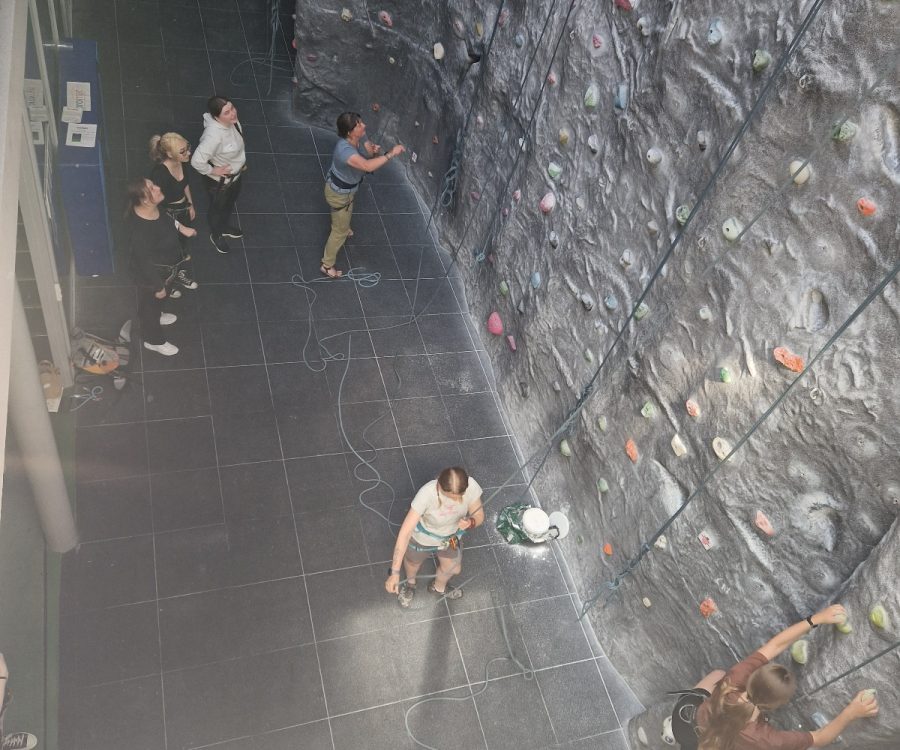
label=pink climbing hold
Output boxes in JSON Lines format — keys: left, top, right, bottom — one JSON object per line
{"left": 625, "top": 439, "right": 638, "bottom": 463}
{"left": 685, "top": 399, "right": 700, "bottom": 418}
{"left": 506, "top": 334, "right": 517, "bottom": 351}
{"left": 291, "top": 38, "right": 297, "bottom": 50}
{"left": 540, "top": 192, "right": 556, "bottom": 214}
{"left": 614, "top": 0, "right": 633, "bottom": 10}
{"left": 502, "top": 207, "right": 509, "bottom": 217}
{"left": 592, "top": 34, "right": 602, "bottom": 49}
{"left": 378, "top": 10, "right": 393, "bottom": 27}
{"left": 487, "top": 312, "right": 503, "bottom": 336}
{"left": 498, "top": 8, "right": 510, "bottom": 27}
{"left": 305, "top": 53, "right": 318, "bottom": 63}
{"left": 512, "top": 189, "right": 522, "bottom": 203}
{"left": 470, "top": 191, "right": 481, "bottom": 202}
{"left": 699, "top": 598, "right": 718, "bottom": 618}
{"left": 754, "top": 510, "right": 776, "bottom": 537}
{"left": 857, "top": 197, "right": 876, "bottom": 216}
{"left": 432, "top": 135, "right": 439, "bottom": 145}
{"left": 547, "top": 71, "right": 558, "bottom": 85}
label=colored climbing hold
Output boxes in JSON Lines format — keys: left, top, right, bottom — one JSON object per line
{"left": 862, "top": 689, "right": 877, "bottom": 702}
{"left": 671, "top": 435, "right": 687, "bottom": 457}
{"left": 340, "top": 7, "right": 352, "bottom": 22}
{"left": 697, "top": 529, "right": 716, "bottom": 551}
{"left": 547, "top": 161, "right": 562, "bottom": 180}
{"left": 531, "top": 271, "right": 542, "bottom": 289}
{"left": 647, "top": 220, "right": 660, "bottom": 235}
{"left": 722, "top": 217, "right": 743, "bottom": 241}
{"left": 548, "top": 231, "right": 559, "bottom": 248}
{"left": 697, "top": 131, "right": 709, "bottom": 151}
{"left": 637, "top": 16, "right": 651, "bottom": 36}
{"left": 707, "top": 18, "right": 724, "bottom": 46}
{"left": 625, "top": 439, "right": 639, "bottom": 463}
{"left": 498, "top": 8, "right": 510, "bottom": 27}
{"left": 597, "top": 416, "right": 608, "bottom": 432}
{"left": 698, "top": 306, "right": 712, "bottom": 321}
{"left": 512, "top": 189, "right": 522, "bottom": 203}
{"left": 790, "top": 640, "right": 809, "bottom": 665}
{"left": 685, "top": 399, "right": 701, "bottom": 417}
{"left": 752, "top": 49, "right": 772, "bottom": 71}
{"left": 654, "top": 535, "right": 668, "bottom": 551}
{"left": 603, "top": 542, "right": 613, "bottom": 556}
{"left": 699, "top": 598, "right": 718, "bottom": 618}
{"left": 712, "top": 437, "right": 732, "bottom": 461}
{"left": 432, "top": 135, "right": 439, "bottom": 145}
{"left": 580, "top": 294, "right": 595, "bottom": 311}
{"left": 790, "top": 160, "right": 811, "bottom": 185}
{"left": 588, "top": 134, "right": 600, "bottom": 153}
{"left": 774, "top": 346, "right": 805, "bottom": 373}
{"left": 641, "top": 401, "right": 655, "bottom": 419}
{"left": 584, "top": 84, "right": 599, "bottom": 109}
{"left": 552, "top": 380, "right": 562, "bottom": 393}
{"left": 675, "top": 205, "right": 691, "bottom": 226}
{"left": 614, "top": 83, "right": 629, "bottom": 110}
{"left": 433, "top": 42, "right": 445, "bottom": 60}
{"left": 646, "top": 147, "right": 663, "bottom": 165}
{"left": 604, "top": 294, "right": 618, "bottom": 311}
{"left": 487, "top": 312, "right": 503, "bottom": 335}
{"left": 597, "top": 477, "right": 609, "bottom": 493}
{"left": 857, "top": 197, "right": 877, "bottom": 216}
{"left": 754, "top": 510, "right": 775, "bottom": 537}
{"left": 592, "top": 33, "right": 602, "bottom": 49}
{"left": 540, "top": 192, "right": 556, "bottom": 214}
{"left": 470, "top": 191, "right": 481, "bottom": 202}
{"left": 584, "top": 349, "right": 594, "bottom": 363}
{"left": 642, "top": 597, "right": 652, "bottom": 608}
{"left": 514, "top": 32, "right": 525, "bottom": 48}
{"left": 506, "top": 334, "right": 517, "bottom": 352}
{"left": 558, "top": 129, "right": 570, "bottom": 147}
{"left": 474, "top": 21, "right": 484, "bottom": 37}
{"left": 634, "top": 302, "right": 650, "bottom": 320}
{"left": 719, "top": 367, "right": 732, "bottom": 383}
{"left": 614, "top": 0, "right": 633, "bottom": 10}
{"left": 499, "top": 280, "right": 509, "bottom": 296}
{"left": 868, "top": 604, "right": 889, "bottom": 630}
{"left": 371, "top": 102, "right": 381, "bottom": 112}
{"left": 836, "top": 613, "right": 853, "bottom": 634}
{"left": 378, "top": 10, "right": 393, "bottom": 27}
{"left": 559, "top": 439, "right": 572, "bottom": 457}
{"left": 832, "top": 120, "right": 858, "bottom": 142}
{"left": 305, "top": 53, "right": 318, "bottom": 63}
{"left": 547, "top": 71, "right": 557, "bottom": 85}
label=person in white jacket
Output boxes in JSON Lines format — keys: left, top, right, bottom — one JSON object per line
{"left": 190, "top": 95, "right": 247, "bottom": 254}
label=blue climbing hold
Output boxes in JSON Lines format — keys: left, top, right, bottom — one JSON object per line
{"left": 604, "top": 294, "right": 618, "bottom": 311}
{"left": 614, "top": 83, "right": 629, "bottom": 110}
{"left": 531, "top": 272, "right": 542, "bottom": 289}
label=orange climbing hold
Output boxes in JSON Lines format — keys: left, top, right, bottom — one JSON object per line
{"left": 754, "top": 510, "right": 775, "bottom": 537}
{"left": 773, "top": 346, "right": 804, "bottom": 373}
{"left": 857, "top": 197, "right": 876, "bottom": 216}
{"left": 625, "top": 439, "right": 638, "bottom": 463}
{"left": 603, "top": 543, "right": 613, "bottom": 556}
{"left": 685, "top": 399, "right": 700, "bottom": 418}
{"left": 700, "top": 598, "right": 718, "bottom": 618}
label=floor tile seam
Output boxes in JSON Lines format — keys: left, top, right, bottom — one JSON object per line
{"left": 185, "top": 716, "right": 332, "bottom": 750}
{"left": 309, "top": 609, "right": 455, "bottom": 647}
{"left": 321, "top": 678, "right": 488, "bottom": 722}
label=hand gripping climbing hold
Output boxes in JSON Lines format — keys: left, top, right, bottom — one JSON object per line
{"left": 487, "top": 312, "right": 503, "bottom": 335}
{"left": 857, "top": 197, "right": 877, "bottom": 216}
{"left": 625, "top": 438, "right": 639, "bottom": 463}
{"left": 836, "top": 612, "right": 853, "bottom": 634}
{"left": 790, "top": 640, "right": 809, "bottom": 665}
{"left": 540, "top": 192, "right": 556, "bottom": 214}
{"left": 559, "top": 439, "right": 572, "bottom": 457}
{"left": 774, "top": 346, "right": 805, "bottom": 373}
{"left": 699, "top": 598, "right": 718, "bottom": 618}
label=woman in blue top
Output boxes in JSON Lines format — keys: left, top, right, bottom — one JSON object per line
{"left": 320, "top": 112, "right": 405, "bottom": 278}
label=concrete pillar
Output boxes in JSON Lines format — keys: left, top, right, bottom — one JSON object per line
{"left": 8, "top": 283, "right": 78, "bottom": 553}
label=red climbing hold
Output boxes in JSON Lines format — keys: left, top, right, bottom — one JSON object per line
{"left": 773, "top": 346, "right": 804, "bottom": 373}
{"left": 487, "top": 312, "right": 503, "bottom": 336}
{"left": 857, "top": 197, "right": 876, "bottom": 216}
{"left": 625, "top": 439, "right": 638, "bottom": 463}
{"left": 291, "top": 39, "right": 297, "bottom": 49}
{"left": 614, "top": 0, "right": 633, "bottom": 10}
{"left": 700, "top": 598, "right": 718, "bottom": 618}
{"left": 754, "top": 510, "right": 775, "bottom": 537}
{"left": 603, "top": 543, "right": 613, "bottom": 556}
{"left": 305, "top": 53, "right": 318, "bottom": 63}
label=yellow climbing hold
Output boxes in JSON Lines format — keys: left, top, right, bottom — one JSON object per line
{"left": 790, "top": 640, "right": 809, "bottom": 665}
{"left": 560, "top": 439, "right": 572, "bottom": 457}
{"left": 869, "top": 604, "right": 889, "bottom": 630}
{"left": 835, "top": 614, "right": 853, "bottom": 635}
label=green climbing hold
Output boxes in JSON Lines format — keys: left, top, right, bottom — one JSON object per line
{"left": 547, "top": 161, "right": 562, "bottom": 180}
{"left": 584, "top": 349, "right": 595, "bottom": 363}
{"left": 869, "top": 604, "right": 889, "bottom": 630}
{"left": 584, "top": 84, "right": 599, "bottom": 109}
{"left": 560, "top": 439, "right": 572, "bottom": 457}
{"left": 675, "top": 205, "right": 691, "bottom": 226}
{"left": 499, "top": 280, "right": 509, "bottom": 296}
{"left": 597, "top": 416, "right": 608, "bottom": 432}
{"left": 635, "top": 302, "right": 650, "bottom": 320}
{"left": 576, "top": 534, "right": 583, "bottom": 544}
{"left": 752, "top": 49, "right": 772, "bottom": 72}
{"left": 597, "top": 477, "right": 609, "bottom": 493}
{"left": 719, "top": 367, "right": 732, "bottom": 383}
{"left": 640, "top": 401, "right": 655, "bottom": 419}
{"left": 832, "top": 120, "right": 859, "bottom": 142}
{"left": 790, "top": 640, "right": 809, "bottom": 665}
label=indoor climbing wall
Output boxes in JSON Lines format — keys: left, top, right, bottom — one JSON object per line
{"left": 293, "top": 1, "right": 899, "bottom": 747}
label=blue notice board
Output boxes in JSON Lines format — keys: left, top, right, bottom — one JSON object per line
{"left": 57, "top": 39, "right": 114, "bottom": 276}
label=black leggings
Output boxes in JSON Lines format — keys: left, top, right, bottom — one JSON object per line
{"left": 204, "top": 175, "right": 242, "bottom": 237}
{"left": 137, "top": 289, "right": 165, "bottom": 345}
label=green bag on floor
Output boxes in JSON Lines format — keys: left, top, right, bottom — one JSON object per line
{"left": 496, "top": 502, "right": 532, "bottom": 544}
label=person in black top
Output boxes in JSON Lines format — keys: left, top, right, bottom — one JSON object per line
{"left": 125, "top": 178, "right": 198, "bottom": 357}
{"left": 149, "top": 132, "right": 198, "bottom": 290}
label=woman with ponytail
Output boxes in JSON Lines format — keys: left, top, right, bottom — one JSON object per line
{"left": 670, "top": 604, "right": 879, "bottom": 750}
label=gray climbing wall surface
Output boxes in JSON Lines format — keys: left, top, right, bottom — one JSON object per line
{"left": 293, "top": 1, "right": 899, "bottom": 747}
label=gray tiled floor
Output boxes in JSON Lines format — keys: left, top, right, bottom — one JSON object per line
{"left": 60, "top": 0, "right": 641, "bottom": 747}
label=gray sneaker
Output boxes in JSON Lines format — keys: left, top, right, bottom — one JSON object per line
{"left": 428, "top": 582, "right": 463, "bottom": 600}
{"left": 397, "top": 583, "right": 416, "bottom": 608}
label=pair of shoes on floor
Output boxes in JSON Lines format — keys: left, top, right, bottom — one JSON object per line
{"left": 1, "top": 733, "right": 38, "bottom": 750}
{"left": 397, "top": 581, "right": 464, "bottom": 608}
{"left": 144, "top": 341, "right": 179, "bottom": 356}
{"left": 175, "top": 269, "right": 198, "bottom": 289}
{"left": 320, "top": 264, "right": 344, "bottom": 279}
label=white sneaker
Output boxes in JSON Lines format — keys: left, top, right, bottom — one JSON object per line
{"left": 143, "top": 341, "right": 179, "bottom": 356}
{"left": 159, "top": 313, "right": 177, "bottom": 326}
{"left": 1, "top": 733, "right": 38, "bottom": 750}
{"left": 169, "top": 289, "right": 182, "bottom": 299}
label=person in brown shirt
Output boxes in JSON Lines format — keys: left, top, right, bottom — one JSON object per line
{"left": 671, "top": 604, "right": 879, "bottom": 750}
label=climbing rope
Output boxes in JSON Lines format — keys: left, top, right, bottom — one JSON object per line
{"left": 801, "top": 640, "right": 900, "bottom": 699}
{"left": 577, "top": 255, "right": 900, "bottom": 619}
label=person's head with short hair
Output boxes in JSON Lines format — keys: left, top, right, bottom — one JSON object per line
{"left": 336, "top": 111, "right": 363, "bottom": 138}
{"left": 149, "top": 133, "right": 190, "bottom": 162}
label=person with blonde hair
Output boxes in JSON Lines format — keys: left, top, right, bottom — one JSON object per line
{"left": 670, "top": 604, "right": 879, "bottom": 750}
{"left": 148, "top": 132, "right": 197, "bottom": 290}
{"left": 385, "top": 467, "right": 484, "bottom": 608}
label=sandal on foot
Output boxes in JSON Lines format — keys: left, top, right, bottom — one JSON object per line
{"left": 398, "top": 583, "right": 416, "bottom": 608}
{"left": 320, "top": 264, "right": 344, "bottom": 279}
{"left": 427, "top": 582, "right": 463, "bottom": 600}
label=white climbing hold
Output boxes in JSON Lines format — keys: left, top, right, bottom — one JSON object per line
{"left": 597, "top": 416, "right": 608, "bottom": 431}
{"left": 340, "top": 7, "right": 352, "bottom": 22}
{"left": 707, "top": 18, "right": 724, "bottom": 46}
{"left": 580, "top": 293, "right": 594, "bottom": 311}
{"left": 620, "top": 249, "right": 633, "bottom": 269}
{"left": 635, "top": 302, "right": 650, "bottom": 320}
{"left": 584, "top": 349, "right": 594, "bottom": 363}
{"left": 588, "top": 134, "right": 600, "bottom": 153}
{"left": 790, "top": 640, "right": 809, "bottom": 665}
{"left": 552, "top": 380, "right": 562, "bottom": 393}
{"left": 531, "top": 271, "right": 542, "bottom": 289}
{"left": 642, "top": 597, "right": 652, "bottom": 608}
{"left": 697, "top": 131, "right": 709, "bottom": 151}
{"left": 646, "top": 147, "right": 663, "bottom": 165}
{"left": 671, "top": 435, "right": 687, "bottom": 457}
{"left": 575, "top": 196, "right": 586, "bottom": 211}
{"left": 388, "top": 56, "right": 396, "bottom": 65}
{"left": 722, "top": 217, "right": 743, "bottom": 241}
{"left": 514, "top": 32, "right": 525, "bottom": 48}
{"left": 547, "top": 161, "right": 562, "bottom": 180}
{"left": 752, "top": 49, "right": 772, "bottom": 71}
{"left": 712, "top": 437, "right": 732, "bottom": 461}
{"left": 540, "top": 192, "right": 556, "bottom": 214}
{"left": 548, "top": 231, "right": 559, "bottom": 248}
{"left": 559, "top": 439, "right": 572, "bottom": 457}
{"left": 637, "top": 727, "right": 649, "bottom": 746}
{"left": 476, "top": 115, "right": 484, "bottom": 128}
{"left": 637, "top": 17, "right": 651, "bottom": 36}
{"left": 584, "top": 84, "right": 599, "bottom": 109}
{"left": 604, "top": 294, "right": 618, "bottom": 311}
{"left": 647, "top": 220, "right": 659, "bottom": 235}
{"left": 654, "top": 535, "right": 668, "bottom": 551}
{"left": 790, "top": 160, "right": 811, "bottom": 185}
{"left": 698, "top": 306, "right": 712, "bottom": 320}
{"left": 433, "top": 42, "right": 445, "bottom": 60}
